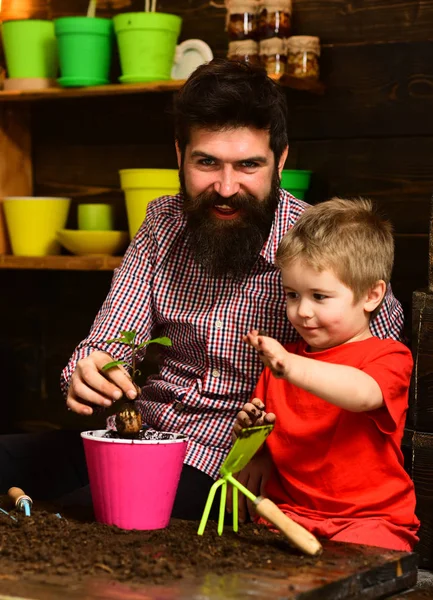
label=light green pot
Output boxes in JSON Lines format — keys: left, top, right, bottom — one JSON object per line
{"left": 2, "top": 19, "right": 58, "bottom": 79}
{"left": 113, "top": 12, "right": 182, "bottom": 83}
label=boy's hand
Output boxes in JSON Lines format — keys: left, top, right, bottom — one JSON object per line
{"left": 244, "top": 330, "right": 290, "bottom": 379}
{"left": 232, "top": 398, "right": 276, "bottom": 441}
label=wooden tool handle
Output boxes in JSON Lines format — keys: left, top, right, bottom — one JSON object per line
{"left": 255, "top": 497, "right": 322, "bottom": 556}
{"left": 8, "top": 487, "right": 32, "bottom": 507}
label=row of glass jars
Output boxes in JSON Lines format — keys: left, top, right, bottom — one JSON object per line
{"left": 227, "top": 0, "right": 292, "bottom": 41}
{"left": 227, "top": 36, "right": 321, "bottom": 79}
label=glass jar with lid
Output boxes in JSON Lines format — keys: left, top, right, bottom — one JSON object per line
{"left": 286, "top": 36, "right": 320, "bottom": 80}
{"left": 226, "top": 0, "right": 260, "bottom": 41}
{"left": 258, "top": 0, "right": 292, "bottom": 40}
{"left": 228, "top": 40, "right": 261, "bottom": 65}
{"left": 259, "top": 37, "right": 287, "bottom": 76}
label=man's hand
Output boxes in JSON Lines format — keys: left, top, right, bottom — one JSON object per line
{"left": 66, "top": 351, "right": 138, "bottom": 415}
{"left": 232, "top": 397, "right": 275, "bottom": 441}
{"left": 226, "top": 446, "right": 275, "bottom": 522}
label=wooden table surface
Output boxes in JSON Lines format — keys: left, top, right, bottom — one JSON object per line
{"left": 0, "top": 541, "right": 418, "bottom": 600}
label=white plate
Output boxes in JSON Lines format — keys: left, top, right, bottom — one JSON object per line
{"left": 171, "top": 39, "right": 214, "bottom": 80}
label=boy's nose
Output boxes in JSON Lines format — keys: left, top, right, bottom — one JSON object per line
{"left": 297, "top": 298, "right": 314, "bottom": 319}
{"left": 213, "top": 167, "right": 240, "bottom": 198}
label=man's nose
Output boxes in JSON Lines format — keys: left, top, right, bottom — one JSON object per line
{"left": 213, "top": 167, "right": 240, "bottom": 198}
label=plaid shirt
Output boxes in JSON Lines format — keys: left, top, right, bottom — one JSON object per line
{"left": 61, "top": 189, "right": 404, "bottom": 479}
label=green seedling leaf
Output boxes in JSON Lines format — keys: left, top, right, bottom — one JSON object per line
{"left": 102, "top": 360, "right": 129, "bottom": 372}
{"left": 119, "top": 330, "right": 137, "bottom": 344}
{"left": 137, "top": 336, "right": 172, "bottom": 349}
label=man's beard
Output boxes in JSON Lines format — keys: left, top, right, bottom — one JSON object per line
{"left": 181, "top": 169, "right": 281, "bottom": 279}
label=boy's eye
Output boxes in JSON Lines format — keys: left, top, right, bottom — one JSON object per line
{"left": 313, "top": 293, "right": 328, "bottom": 301}
{"left": 285, "top": 292, "right": 298, "bottom": 300}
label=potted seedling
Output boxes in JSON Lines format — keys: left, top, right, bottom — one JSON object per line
{"left": 81, "top": 329, "right": 188, "bottom": 531}
{"left": 102, "top": 329, "right": 170, "bottom": 436}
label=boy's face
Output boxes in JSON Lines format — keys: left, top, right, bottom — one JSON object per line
{"left": 281, "top": 259, "right": 373, "bottom": 352}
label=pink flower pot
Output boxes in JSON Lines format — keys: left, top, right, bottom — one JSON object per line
{"left": 81, "top": 430, "right": 188, "bottom": 530}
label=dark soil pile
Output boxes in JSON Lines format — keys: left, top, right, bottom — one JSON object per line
{"left": 0, "top": 497, "right": 316, "bottom": 588}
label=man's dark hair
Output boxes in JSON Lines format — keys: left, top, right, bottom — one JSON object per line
{"left": 173, "top": 59, "right": 289, "bottom": 163}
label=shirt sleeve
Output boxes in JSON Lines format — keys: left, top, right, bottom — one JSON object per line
{"left": 60, "top": 218, "right": 158, "bottom": 396}
{"left": 370, "top": 283, "right": 404, "bottom": 341}
{"left": 362, "top": 341, "right": 413, "bottom": 434}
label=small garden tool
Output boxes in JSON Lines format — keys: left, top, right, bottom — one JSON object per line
{"left": 8, "top": 487, "right": 32, "bottom": 517}
{"left": 198, "top": 425, "right": 322, "bottom": 556}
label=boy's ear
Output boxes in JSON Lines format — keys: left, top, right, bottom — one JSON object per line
{"left": 364, "top": 280, "right": 387, "bottom": 314}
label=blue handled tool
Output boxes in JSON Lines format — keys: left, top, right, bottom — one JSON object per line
{"left": 8, "top": 487, "right": 32, "bottom": 517}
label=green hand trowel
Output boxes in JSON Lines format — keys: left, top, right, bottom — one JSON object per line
{"left": 197, "top": 424, "right": 322, "bottom": 556}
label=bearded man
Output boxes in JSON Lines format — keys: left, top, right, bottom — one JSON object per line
{"left": 63, "top": 59, "right": 404, "bottom": 520}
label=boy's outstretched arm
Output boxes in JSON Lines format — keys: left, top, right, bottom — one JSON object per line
{"left": 244, "top": 330, "right": 384, "bottom": 413}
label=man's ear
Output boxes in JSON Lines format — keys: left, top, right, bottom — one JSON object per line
{"left": 278, "top": 145, "right": 289, "bottom": 176}
{"left": 175, "top": 140, "right": 182, "bottom": 168}
{"left": 364, "top": 280, "right": 387, "bottom": 314}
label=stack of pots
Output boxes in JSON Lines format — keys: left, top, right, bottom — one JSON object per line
{"left": 1, "top": 20, "right": 58, "bottom": 89}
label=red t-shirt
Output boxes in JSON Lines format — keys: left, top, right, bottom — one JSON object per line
{"left": 254, "top": 337, "right": 419, "bottom": 528}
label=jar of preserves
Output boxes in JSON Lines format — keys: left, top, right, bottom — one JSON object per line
{"left": 226, "top": 0, "right": 259, "bottom": 41}
{"left": 259, "top": 37, "right": 287, "bottom": 76}
{"left": 286, "top": 36, "right": 320, "bottom": 80}
{"left": 258, "top": 0, "right": 292, "bottom": 40}
{"left": 228, "top": 40, "right": 261, "bottom": 65}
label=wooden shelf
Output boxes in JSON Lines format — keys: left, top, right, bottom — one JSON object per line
{"left": 0, "top": 80, "right": 187, "bottom": 102}
{"left": 0, "top": 255, "right": 122, "bottom": 270}
{"left": 0, "top": 75, "right": 324, "bottom": 102}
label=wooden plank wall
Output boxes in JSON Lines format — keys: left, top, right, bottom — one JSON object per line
{"left": 0, "top": 0, "right": 432, "bottom": 432}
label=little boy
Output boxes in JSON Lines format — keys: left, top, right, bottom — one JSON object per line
{"left": 233, "top": 197, "right": 420, "bottom": 551}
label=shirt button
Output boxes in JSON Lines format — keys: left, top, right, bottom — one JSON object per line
{"left": 212, "top": 369, "right": 220, "bottom": 378}
{"left": 215, "top": 320, "right": 223, "bottom": 329}
{"left": 173, "top": 402, "right": 184, "bottom": 413}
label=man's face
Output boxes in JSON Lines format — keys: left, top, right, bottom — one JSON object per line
{"left": 178, "top": 127, "right": 287, "bottom": 279}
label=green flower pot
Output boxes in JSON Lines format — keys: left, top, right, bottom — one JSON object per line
{"left": 54, "top": 17, "right": 114, "bottom": 87}
{"left": 2, "top": 19, "right": 58, "bottom": 79}
{"left": 113, "top": 12, "right": 182, "bottom": 83}
{"left": 281, "top": 170, "right": 312, "bottom": 200}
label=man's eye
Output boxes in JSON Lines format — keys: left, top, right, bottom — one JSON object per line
{"left": 199, "top": 158, "right": 215, "bottom": 166}
{"left": 241, "top": 161, "right": 258, "bottom": 169}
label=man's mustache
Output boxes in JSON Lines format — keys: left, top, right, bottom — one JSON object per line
{"left": 183, "top": 190, "right": 258, "bottom": 213}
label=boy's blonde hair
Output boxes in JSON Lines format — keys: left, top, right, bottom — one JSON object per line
{"left": 276, "top": 197, "right": 394, "bottom": 302}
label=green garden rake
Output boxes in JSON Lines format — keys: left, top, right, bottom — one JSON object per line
{"left": 197, "top": 424, "right": 322, "bottom": 556}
